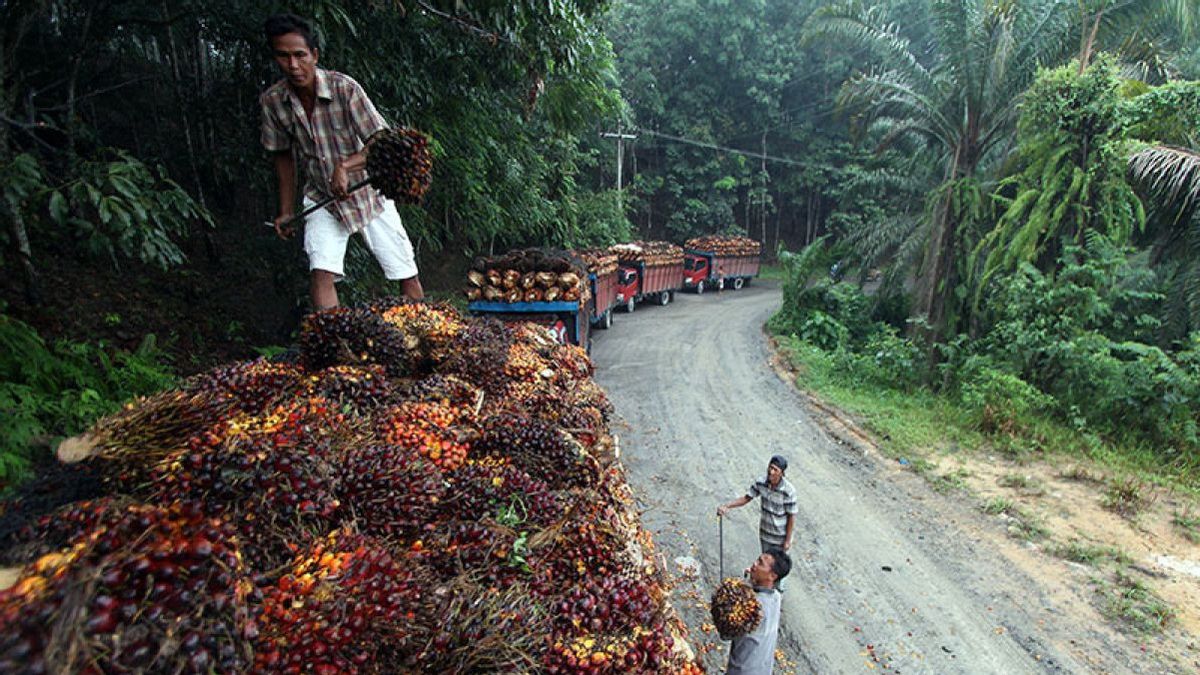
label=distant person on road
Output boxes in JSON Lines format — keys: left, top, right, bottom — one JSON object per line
{"left": 717, "top": 455, "right": 798, "bottom": 553}
{"left": 260, "top": 12, "right": 423, "bottom": 310}
{"left": 726, "top": 549, "right": 791, "bottom": 675}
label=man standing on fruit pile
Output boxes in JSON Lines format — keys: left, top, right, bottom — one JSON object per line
{"left": 727, "top": 549, "right": 791, "bottom": 674}
{"left": 718, "top": 455, "right": 798, "bottom": 553}
{"left": 260, "top": 13, "right": 423, "bottom": 309}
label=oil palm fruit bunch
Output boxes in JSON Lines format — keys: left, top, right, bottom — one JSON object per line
{"left": 372, "top": 298, "right": 466, "bottom": 368}
{"left": 254, "top": 529, "right": 426, "bottom": 673}
{"left": 684, "top": 234, "right": 761, "bottom": 256}
{"left": 335, "top": 445, "right": 445, "bottom": 538}
{"left": 571, "top": 248, "right": 619, "bottom": 276}
{"left": 710, "top": 578, "right": 763, "bottom": 640}
{"left": 463, "top": 249, "right": 588, "bottom": 303}
{"left": 376, "top": 401, "right": 471, "bottom": 472}
{"left": 544, "top": 622, "right": 678, "bottom": 674}
{"left": 149, "top": 398, "right": 346, "bottom": 567}
{"left": 183, "top": 359, "right": 305, "bottom": 415}
{"left": 5, "top": 496, "right": 134, "bottom": 564}
{"left": 365, "top": 127, "right": 433, "bottom": 205}
{"left": 550, "top": 573, "right": 660, "bottom": 637}
{"left": 300, "top": 307, "right": 412, "bottom": 377}
{"left": 474, "top": 413, "right": 596, "bottom": 488}
{"left": 441, "top": 456, "right": 562, "bottom": 527}
{"left": 420, "top": 519, "right": 519, "bottom": 580}
{"left": 304, "top": 364, "right": 394, "bottom": 414}
{"left": 56, "top": 389, "right": 234, "bottom": 482}
{"left": 0, "top": 502, "right": 257, "bottom": 674}
{"left": 414, "top": 581, "right": 550, "bottom": 673}
{"left": 437, "top": 319, "right": 515, "bottom": 396}
{"left": 401, "top": 373, "right": 483, "bottom": 410}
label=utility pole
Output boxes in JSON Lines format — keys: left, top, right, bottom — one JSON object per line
{"left": 761, "top": 131, "right": 768, "bottom": 248}
{"left": 601, "top": 121, "right": 637, "bottom": 210}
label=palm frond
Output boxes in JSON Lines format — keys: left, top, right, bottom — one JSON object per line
{"left": 1128, "top": 145, "right": 1200, "bottom": 222}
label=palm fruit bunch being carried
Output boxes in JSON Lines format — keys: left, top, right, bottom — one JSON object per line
{"left": 710, "top": 577, "right": 763, "bottom": 640}
{"left": 364, "top": 127, "right": 433, "bottom": 205}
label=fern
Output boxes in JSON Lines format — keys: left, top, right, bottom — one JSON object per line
{"left": 0, "top": 315, "right": 176, "bottom": 487}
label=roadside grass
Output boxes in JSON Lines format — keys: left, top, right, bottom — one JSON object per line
{"left": 981, "top": 497, "right": 1017, "bottom": 516}
{"left": 775, "top": 335, "right": 981, "bottom": 457}
{"left": 771, "top": 330, "right": 1199, "bottom": 498}
{"left": 1095, "top": 569, "right": 1176, "bottom": 634}
{"left": 1101, "top": 476, "right": 1156, "bottom": 519}
{"left": 1171, "top": 507, "right": 1200, "bottom": 543}
{"left": 1048, "top": 540, "right": 1131, "bottom": 567}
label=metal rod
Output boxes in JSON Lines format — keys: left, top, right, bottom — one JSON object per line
{"left": 719, "top": 513, "right": 724, "bottom": 580}
{"left": 277, "top": 177, "right": 372, "bottom": 229}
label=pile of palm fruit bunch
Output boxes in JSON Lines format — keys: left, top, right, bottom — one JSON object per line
{"left": 0, "top": 299, "right": 703, "bottom": 674}
{"left": 610, "top": 241, "right": 684, "bottom": 267}
{"left": 683, "top": 235, "right": 761, "bottom": 257}
{"left": 571, "top": 248, "right": 619, "bottom": 277}
{"left": 364, "top": 127, "right": 434, "bottom": 205}
{"left": 463, "top": 248, "right": 590, "bottom": 304}
{"left": 709, "top": 578, "right": 763, "bottom": 641}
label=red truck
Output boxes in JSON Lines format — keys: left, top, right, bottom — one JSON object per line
{"left": 589, "top": 269, "right": 620, "bottom": 329}
{"left": 682, "top": 249, "right": 761, "bottom": 294}
{"left": 615, "top": 260, "right": 683, "bottom": 312}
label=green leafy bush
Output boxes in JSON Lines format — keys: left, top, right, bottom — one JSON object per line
{"left": 0, "top": 315, "right": 175, "bottom": 485}
{"left": 957, "top": 357, "right": 1053, "bottom": 436}
{"left": 44, "top": 151, "right": 213, "bottom": 271}
{"left": 798, "top": 311, "right": 849, "bottom": 351}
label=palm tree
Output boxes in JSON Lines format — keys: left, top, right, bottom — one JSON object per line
{"left": 807, "top": 0, "right": 1197, "bottom": 348}
{"left": 806, "top": 0, "right": 1078, "bottom": 345}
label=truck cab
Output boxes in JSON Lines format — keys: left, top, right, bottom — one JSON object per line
{"left": 616, "top": 266, "right": 639, "bottom": 308}
{"left": 683, "top": 253, "right": 713, "bottom": 293}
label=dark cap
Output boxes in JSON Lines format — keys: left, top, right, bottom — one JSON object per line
{"left": 769, "top": 455, "right": 788, "bottom": 472}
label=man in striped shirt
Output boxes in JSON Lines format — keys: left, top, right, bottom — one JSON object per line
{"left": 718, "top": 455, "right": 798, "bottom": 553}
{"left": 261, "top": 13, "right": 423, "bottom": 310}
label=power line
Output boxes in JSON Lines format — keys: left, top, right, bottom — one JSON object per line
{"left": 633, "top": 128, "right": 814, "bottom": 168}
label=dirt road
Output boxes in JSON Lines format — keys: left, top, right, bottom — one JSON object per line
{"left": 592, "top": 282, "right": 1151, "bottom": 675}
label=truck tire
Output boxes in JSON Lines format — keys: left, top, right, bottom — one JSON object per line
{"left": 696, "top": 281, "right": 705, "bottom": 295}
{"left": 658, "top": 291, "right": 670, "bottom": 306}
{"left": 625, "top": 297, "right": 636, "bottom": 313}
{"left": 733, "top": 277, "right": 744, "bottom": 290}
{"left": 600, "top": 309, "right": 613, "bottom": 330}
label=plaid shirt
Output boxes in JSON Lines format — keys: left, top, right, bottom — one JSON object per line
{"left": 260, "top": 69, "right": 388, "bottom": 234}
{"left": 747, "top": 476, "right": 798, "bottom": 548}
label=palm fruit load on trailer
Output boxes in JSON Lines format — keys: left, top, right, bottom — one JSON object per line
{"left": 682, "top": 235, "right": 762, "bottom": 293}
{"left": 464, "top": 249, "right": 596, "bottom": 349}
{"left": 611, "top": 241, "right": 685, "bottom": 310}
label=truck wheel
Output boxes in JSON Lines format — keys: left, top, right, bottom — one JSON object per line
{"left": 658, "top": 291, "right": 670, "bottom": 306}
{"left": 696, "top": 281, "right": 705, "bottom": 295}
{"left": 733, "top": 278, "right": 744, "bottom": 290}
{"left": 625, "top": 297, "right": 636, "bottom": 313}
{"left": 601, "top": 309, "right": 613, "bottom": 330}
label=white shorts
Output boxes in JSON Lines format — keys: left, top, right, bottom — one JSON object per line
{"left": 303, "top": 198, "right": 418, "bottom": 281}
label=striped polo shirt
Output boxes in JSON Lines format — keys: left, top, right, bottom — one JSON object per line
{"left": 748, "top": 476, "right": 798, "bottom": 548}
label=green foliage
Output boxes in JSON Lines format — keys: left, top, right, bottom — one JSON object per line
{"left": 44, "top": 152, "right": 213, "bottom": 271}
{"left": 981, "top": 241, "right": 1199, "bottom": 459}
{"left": 0, "top": 315, "right": 175, "bottom": 484}
{"left": 974, "top": 57, "right": 1145, "bottom": 305}
{"left": 956, "top": 356, "right": 1053, "bottom": 436}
